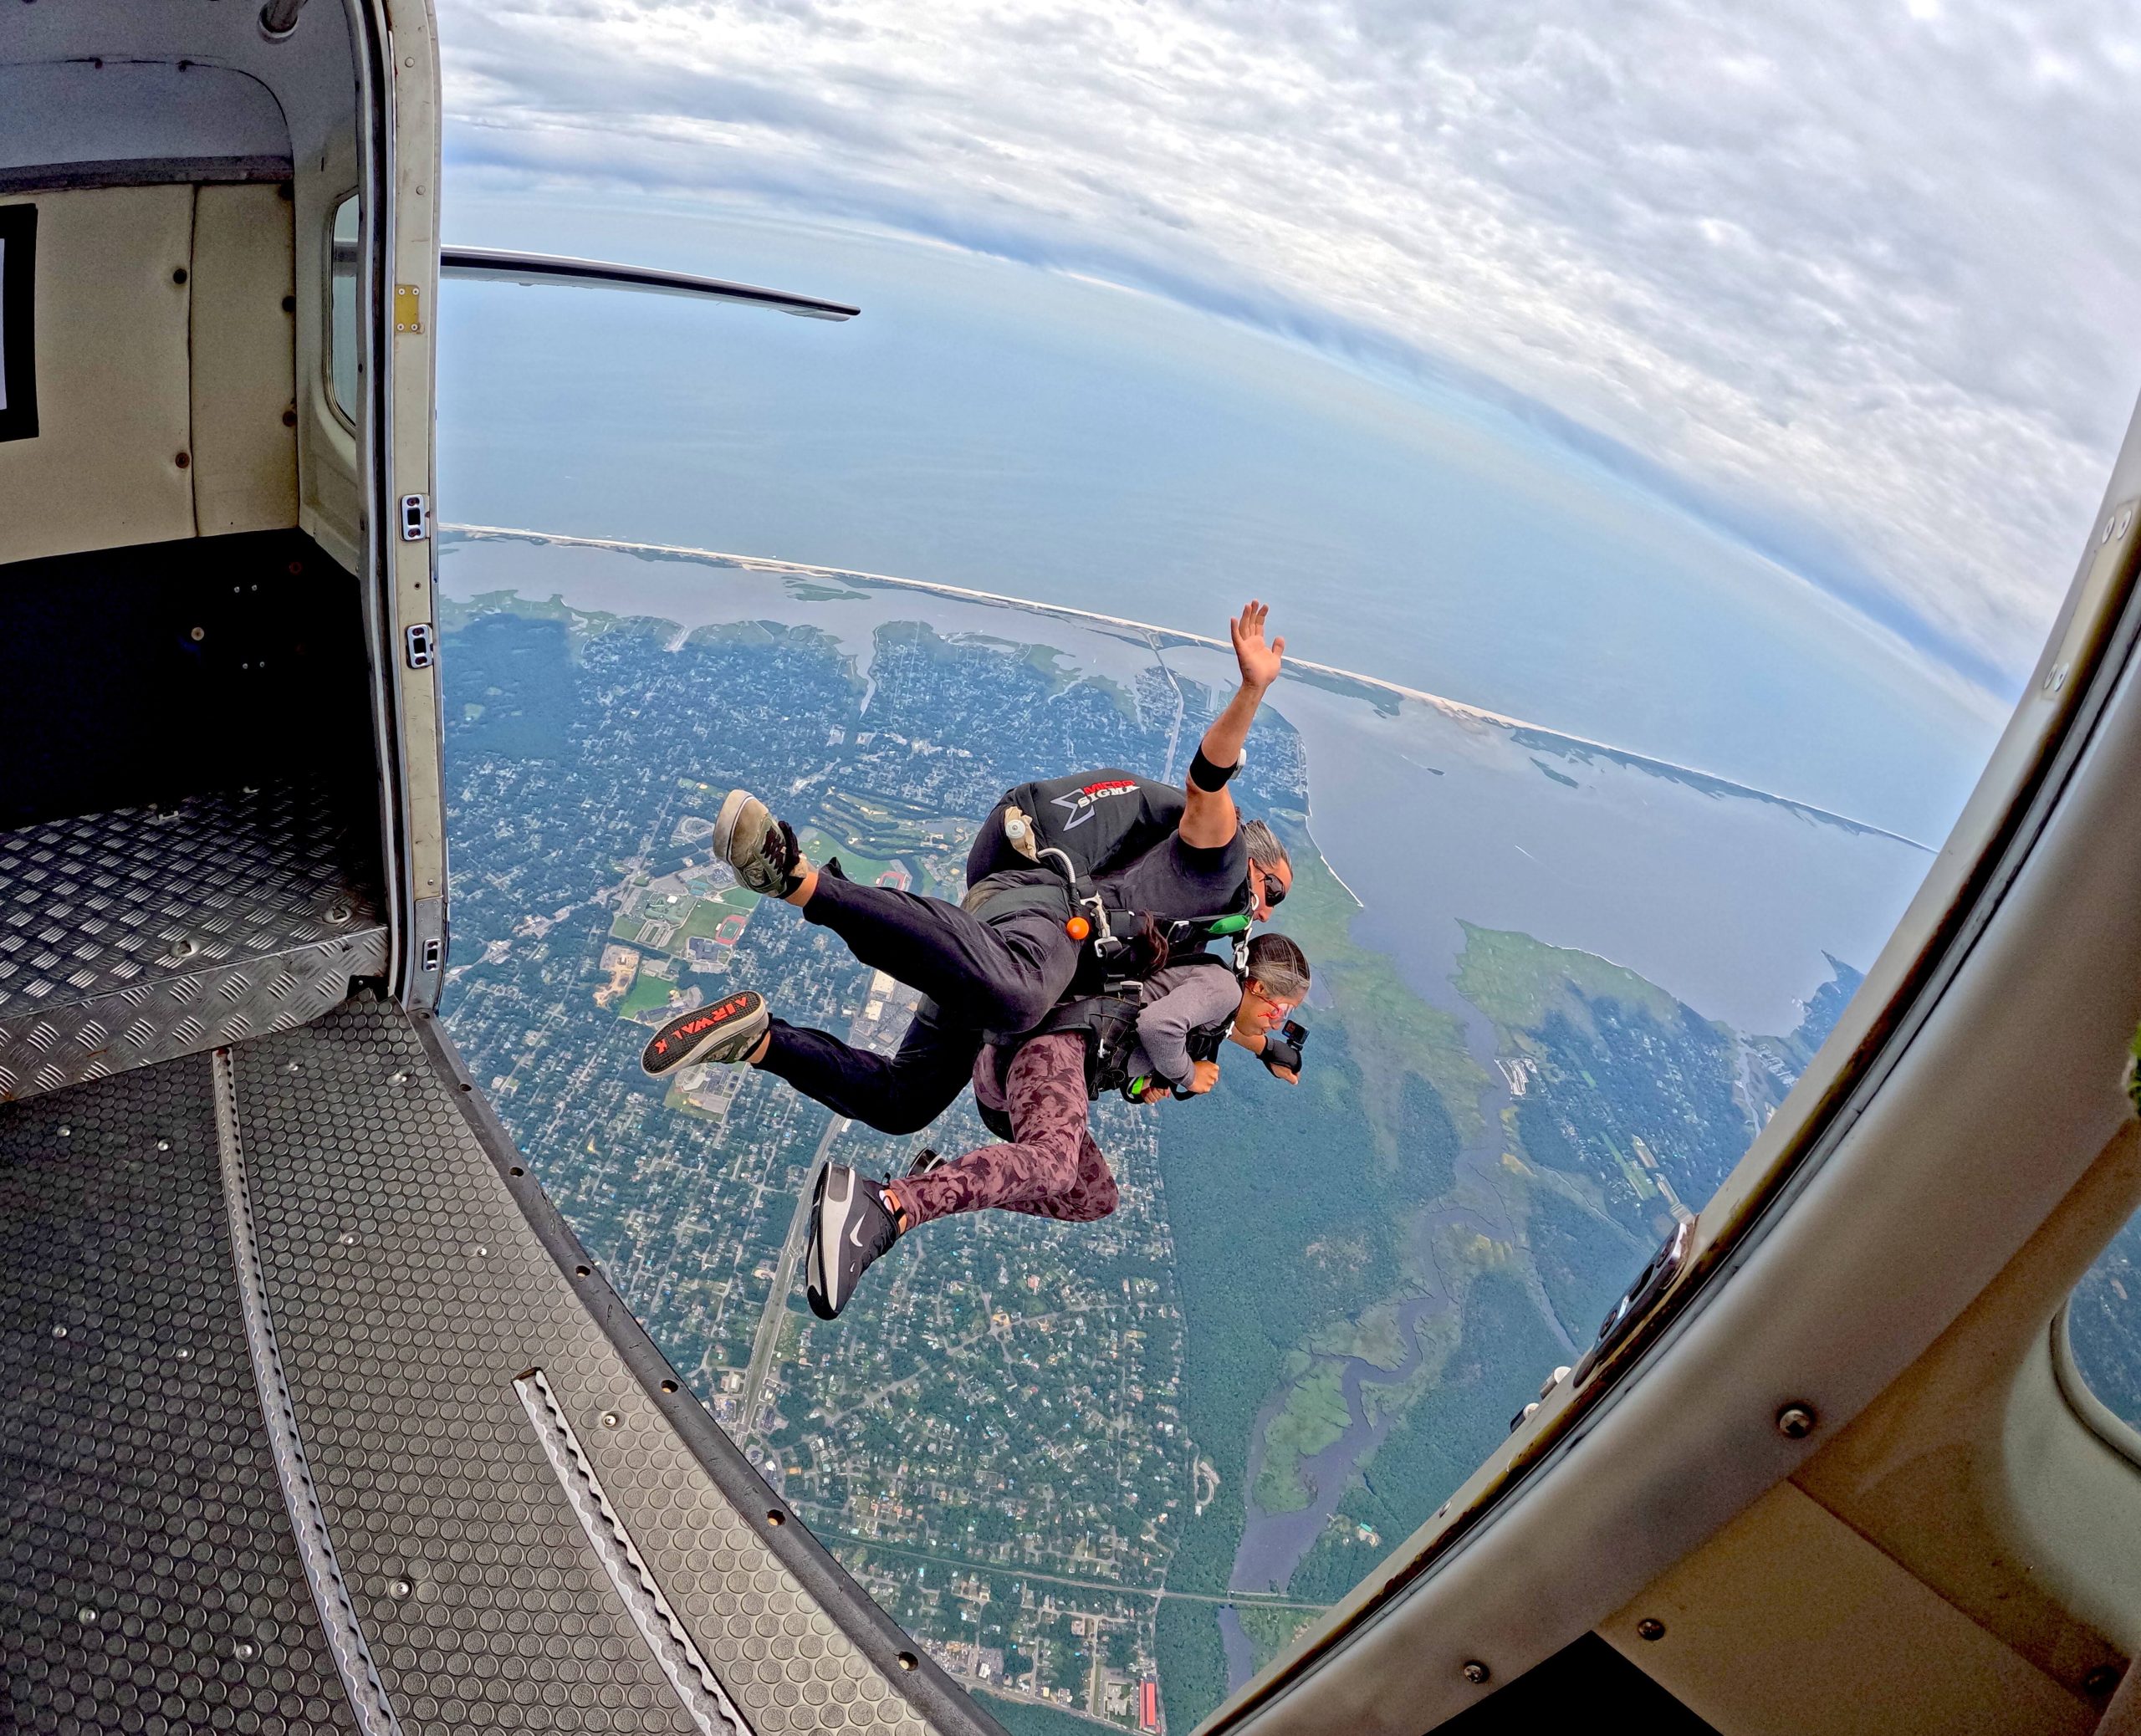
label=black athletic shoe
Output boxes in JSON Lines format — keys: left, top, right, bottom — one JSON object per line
{"left": 805, "top": 1162, "right": 901, "bottom": 1320}
{"left": 713, "top": 789, "right": 804, "bottom": 897}
{"left": 640, "top": 990, "right": 770, "bottom": 1076}
{"left": 906, "top": 1146, "right": 943, "bottom": 1177}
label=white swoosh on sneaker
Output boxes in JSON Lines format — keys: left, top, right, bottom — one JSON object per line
{"left": 849, "top": 1219, "right": 868, "bottom": 1249}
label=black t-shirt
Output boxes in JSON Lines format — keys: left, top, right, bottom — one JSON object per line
{"left": 1098, "top": 829, "right": 1249, "bottom": 923}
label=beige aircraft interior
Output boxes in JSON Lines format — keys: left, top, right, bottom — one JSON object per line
{"left": 3, "top": 3, "right": 2138, "bottom": 1733}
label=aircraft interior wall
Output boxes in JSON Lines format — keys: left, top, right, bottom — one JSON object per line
{"left": 0, "top": 6, "right": 386, "bottom": 1098}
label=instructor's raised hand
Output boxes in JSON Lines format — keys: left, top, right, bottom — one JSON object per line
{"left": 1229, "top": 601, "right": 1285, "bottom": 692}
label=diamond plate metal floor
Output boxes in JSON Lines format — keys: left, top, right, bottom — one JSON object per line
{"left": 0, "top": 783, "right": 387, "bottom": 1102}
{"left": 0, "top": 1053, "right": 360, "bottom": 1736}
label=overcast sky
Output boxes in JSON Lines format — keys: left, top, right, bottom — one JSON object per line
{"left": 437, "top": 0, "right": 2141, "bottom": 694}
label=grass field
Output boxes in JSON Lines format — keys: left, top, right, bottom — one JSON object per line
{"left": 617, "top": 970, "right": 685, "bottom": 1021}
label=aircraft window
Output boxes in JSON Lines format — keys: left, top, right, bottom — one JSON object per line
{"left": 428, "top": 24, "right": 2128, "bottom": 1728}
{"left": 2064, "top": 1196, "right": 2141, "bottom": 1455}
{"left": 327, "top": 192, "right": 359, "bottom": 425}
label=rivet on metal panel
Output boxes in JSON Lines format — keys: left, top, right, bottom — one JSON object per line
{"left": 1776, "top": 1403, "right": 1817, "bottom": 1439}
{"left": 599, "top": 1410, "right": 622, "bottom": 1430}
{"left": 1461, "top": 1661, "right": 1490, "bottom": 1685}
{"left": 51, "top": 1323, "right": 67, "bottom": 1338}
{"left": 157, "top": 1139, "right": 170, "bottom": 1151}
{"left": 328, "top": 904, "right": 353, "bottom": 924}
{"left": 57, "top": 1125, "right": 69, "bottom": 1136}
{"left": 233, "top": 1640, "right": 258, "bottom": 1661}
{"left": 339, "top": 1232, "right": 357, "bottom": 1246}
{"left": 388, "top": 1579, "right": 413, "bottom": 1599}
{"left": 473, "top": 1244, "right": 489, "bottom": 1258}
{"left": 2045, "top": 662, "right": 2071, "bottom": 694}
{"left": 1637, "top": 1618, "right": 1666, "bottom": 1642}
{"left": 176, "top": 1347, "right": 192, "bottom": 1361}
{"left": 77, "top": 1607, "right": 98, "bottom": 1625}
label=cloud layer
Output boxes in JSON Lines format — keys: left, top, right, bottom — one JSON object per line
{"left": 438, "top": 0, "right": 2141, "bottom": 687}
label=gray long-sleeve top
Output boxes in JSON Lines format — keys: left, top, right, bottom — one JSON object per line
{"left": 1124, "top": 962, "right": 1243, "bottom": 1089}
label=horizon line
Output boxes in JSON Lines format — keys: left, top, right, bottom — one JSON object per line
{"left": 438, "top": 521, "right": 1936, "bottom": 853}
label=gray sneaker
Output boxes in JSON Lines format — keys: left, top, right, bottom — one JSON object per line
{"left": 713, "top": 789, "right": 803, "bottom": 897}
{"left": 805, "top": 1162, "right": 902, "bottom": 1320}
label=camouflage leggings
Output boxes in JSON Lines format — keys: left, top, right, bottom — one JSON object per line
{"left": 897, "top": 1034, "right": 1119, "bottom": 1227}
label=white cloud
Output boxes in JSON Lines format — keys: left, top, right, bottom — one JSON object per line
{"left": 437, "top": 0, "right": 2141, "bottom": 686}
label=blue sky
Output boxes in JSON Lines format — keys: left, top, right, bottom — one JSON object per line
{"left": 437, "top": 0, "right": 2141, "bottom": 691}
{"left": 431, "top": 2, "right": 2141, "bottom": 836}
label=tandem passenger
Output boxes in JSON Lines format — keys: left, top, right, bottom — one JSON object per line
{"left": 802, "top": 932, "right": 1312, "bottom": 1318}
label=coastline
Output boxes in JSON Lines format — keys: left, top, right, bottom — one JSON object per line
{"left": 440, "top": 523, "right": 1933, "bottom": 853}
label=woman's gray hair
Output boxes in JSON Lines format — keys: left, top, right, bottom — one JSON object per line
{"left": 1241, "top": 819, "right": 1290, "bottom": 873}
{"left": 1245, "top": 932, "right": 1311, "bottom": 1001}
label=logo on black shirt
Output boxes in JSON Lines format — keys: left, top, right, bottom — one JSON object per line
{"left": 1050, "top": 779, "right": 1140, "bottom": 830}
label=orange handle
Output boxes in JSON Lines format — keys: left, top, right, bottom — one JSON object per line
{"left": 1065, "top": 916, "right": 1091, "bottom": 941}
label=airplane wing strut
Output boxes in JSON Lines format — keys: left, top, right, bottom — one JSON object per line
{"left": 439, "top": 245, "right": 861, "bottom": 321}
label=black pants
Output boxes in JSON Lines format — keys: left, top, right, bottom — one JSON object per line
{"left": 760, "top": 1002, "right": 980, "bottom": 1136}
{"left": 758, "top": 869, "right": 1080, "bottom": 1136}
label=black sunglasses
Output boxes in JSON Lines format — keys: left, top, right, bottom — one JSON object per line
{"left": 1260, "top": 871, "right": 1287, "bottom": 909}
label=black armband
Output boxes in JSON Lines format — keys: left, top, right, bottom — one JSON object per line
{"left": 1188, "top": 746, "right": 1239, "bottom": 792}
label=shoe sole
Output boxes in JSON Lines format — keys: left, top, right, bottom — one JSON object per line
{"left": 640, "top": 992, "right": 768, "bottom": 1075}
{"left": 804, "top": 1162, "right": 835, "bottom": 1320}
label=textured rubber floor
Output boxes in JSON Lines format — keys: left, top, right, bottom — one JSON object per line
{"left": 230, "top": 1001, "right": 937, "bottom": 1736}
{"left": 0, "top": 1002, "right": 965, "bottom": 1735}
{"left": 0, "top": 1053, "right": 358, "bottom": 1736}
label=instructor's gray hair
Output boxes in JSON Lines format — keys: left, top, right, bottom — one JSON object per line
{"left": 1245, "top": 932, "right": 1311, "bottom": 1001}
{"left": 1241, "top": 819, "right": 1290, "bottom": 873}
